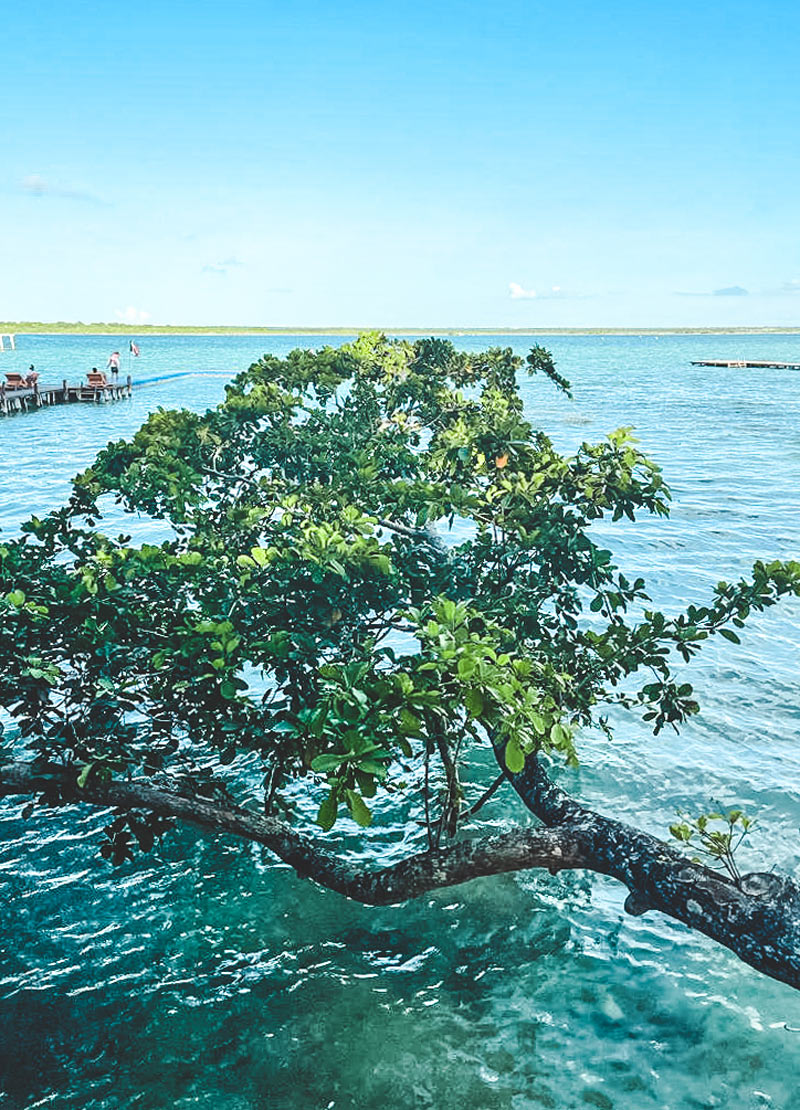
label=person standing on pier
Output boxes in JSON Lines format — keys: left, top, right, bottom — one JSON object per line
{"left": 107, "top": 351, "right": 120, "bottom": 380}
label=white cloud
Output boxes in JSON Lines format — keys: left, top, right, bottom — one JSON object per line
{"left": 510, "top": 282, "right": 576, "bottom": 300}
{"left": 115, "top": 306, "right": 151, "bottom": 324}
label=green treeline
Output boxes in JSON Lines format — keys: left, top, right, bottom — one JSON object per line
{"left": 2, "top": 322, "right": 800, "bottom": 337}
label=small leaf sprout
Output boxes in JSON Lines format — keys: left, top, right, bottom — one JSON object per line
{"left": 670, "top": 808, "right": 755, "bottom": 886}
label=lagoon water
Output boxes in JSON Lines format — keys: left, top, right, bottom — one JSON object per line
{"left": 1, "top": 333, "right": 799, "bottom": 1109}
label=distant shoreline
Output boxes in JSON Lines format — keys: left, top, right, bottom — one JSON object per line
{"left": 2, "top": 322, "right": 800, "bottom": 337}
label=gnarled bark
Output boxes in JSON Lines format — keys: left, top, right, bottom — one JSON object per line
{"left": 496, "top": 749, "right": 800, "bottom": 990}
{"left": 2, "top": 757, "right": 800, "bottom": 992}
{"left": 0, "top": 760, "right": 592, "bottom": 902}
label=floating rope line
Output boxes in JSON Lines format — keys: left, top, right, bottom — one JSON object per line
{"left": 135, "top": 370, "right": 233, "bottom": 386}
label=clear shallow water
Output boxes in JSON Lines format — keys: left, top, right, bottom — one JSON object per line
{"left": 1, "top": 333, "right": 799, "bottom": 1109}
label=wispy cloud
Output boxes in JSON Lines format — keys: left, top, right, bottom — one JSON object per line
{"left": 202, "top": 256, "right": 244, "bottom": 276}
{"left": 738, "top": 279, "right": 800, "bottom": 297}
{"left": 675, "top": 285, "right": 749, "bottom": 298}
{"left": 22, "top": 174, "right": 106, "bottom": 206}
{"left": 114, "top": 306, "right": 151, "bottom": 325}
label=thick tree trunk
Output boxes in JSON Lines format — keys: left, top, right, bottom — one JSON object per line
{"left": 496, "top": 749, "right": 800, "bottom": 990}
{"left": 2, "top": 758, "right": 800, "bottom": 992}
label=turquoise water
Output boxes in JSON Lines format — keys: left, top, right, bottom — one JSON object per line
{"left": 1, "top": 333, "right": 799, "bottom": 1109}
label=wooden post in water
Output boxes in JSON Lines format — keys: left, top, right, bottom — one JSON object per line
{"left": 1, "top": 373, "right": 133, "bottom": 416}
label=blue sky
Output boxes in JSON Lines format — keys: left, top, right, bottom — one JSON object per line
{"left": 1, "top": 0, "right": 799, "bottom": 327}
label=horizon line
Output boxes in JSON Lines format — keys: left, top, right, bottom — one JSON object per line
{"left": 2, "top": 322, "right": 800, "bottom": 337}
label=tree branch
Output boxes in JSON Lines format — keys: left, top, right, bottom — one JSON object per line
{"left": 494, "top": 746, "right": 800, "bottom": 991}
{"left": 0, "top": 760, "right": 589, "bottom": 904}
{"left": 3, "top": 758, "right": 800, "bottom": 992}
{"left": 465, "top": 771, "right": 507, "bottom": 817}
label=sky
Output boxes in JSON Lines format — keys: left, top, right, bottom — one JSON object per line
{"left": 1, "top": 0, "right": 799, "bottom": 328}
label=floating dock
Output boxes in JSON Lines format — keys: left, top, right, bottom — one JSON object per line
{"left": 691, "top": 359, "right": 800, "bottom": 369}
{"left": 0, "top": 377, "right": 132, "bottom": 417}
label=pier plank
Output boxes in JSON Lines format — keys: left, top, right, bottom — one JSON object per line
{"left": 690, "top": 359, "right": 800, "bottom": 369}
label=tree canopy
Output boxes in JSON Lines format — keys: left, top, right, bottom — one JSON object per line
{"left": 2, "top": 333, "right": 800, "bottom": 989}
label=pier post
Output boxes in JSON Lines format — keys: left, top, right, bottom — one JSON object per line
{"left": 1, "top": 374, "right": 133, "bottom": 416}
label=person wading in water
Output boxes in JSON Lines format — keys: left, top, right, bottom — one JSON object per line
{"left": 107, "top": 351, "right": 120, "bottom": 381}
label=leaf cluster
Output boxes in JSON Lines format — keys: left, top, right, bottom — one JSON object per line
{"left": 1, "top": 334, "right": 798, "bottom": 858}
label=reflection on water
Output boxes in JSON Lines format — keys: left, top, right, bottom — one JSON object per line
{"left": 1, "top": 333, "right": 800, "bottom": 1108}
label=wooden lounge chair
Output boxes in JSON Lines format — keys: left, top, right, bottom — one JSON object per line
{"left": 4, "top": 372, "right": 26, "bottom": 390}
{"left": 86, "top": 371, "right": 108, "bottom": 388}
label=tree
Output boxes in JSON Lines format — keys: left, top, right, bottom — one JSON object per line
{"left": 1, "top": 333, "right": 799, "bottom": 990}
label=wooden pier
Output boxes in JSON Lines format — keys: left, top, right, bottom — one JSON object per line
{"left": 0, "top": 376, "right": 132, "bottom": 417}
{"left": 690, "top": 359, "right": 800, "bottom": 369}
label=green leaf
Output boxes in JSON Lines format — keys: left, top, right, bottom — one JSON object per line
{"left": 457, "top": 656, "right": 476, "bottom": 680}
{"left": 356, "top": 759, "right": 386, "bottom": 776}
{"left": 529, "top": 712, "right": 547, "bottom": 736}
{"left": 504, "top": 736, "right": 525, "bottom": 774}
{"left": 355, "top": 770, "right": 377, "bottom": 797}
{"left": 77, "top": 763, "right": 94, "bottom": 789}
{"left": 719, "top": 628, "right": 741, "bottom": 644}
{"left": 399, "top": 709, "right": 422, "bottom": 736}
{"left": 316, "top": 791, "right": 338, "bottom": 831}
{"left": 465, "top": 689, "right": 484, "bottom": 717}
{"left": 311, "top": 753, "right": 348, "bottom": 772}
{"left": 549, "top": 722, "right": 570, "bottom": 749}
{"left": 345, "top": 789, "right": 373, "bottom": 827}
